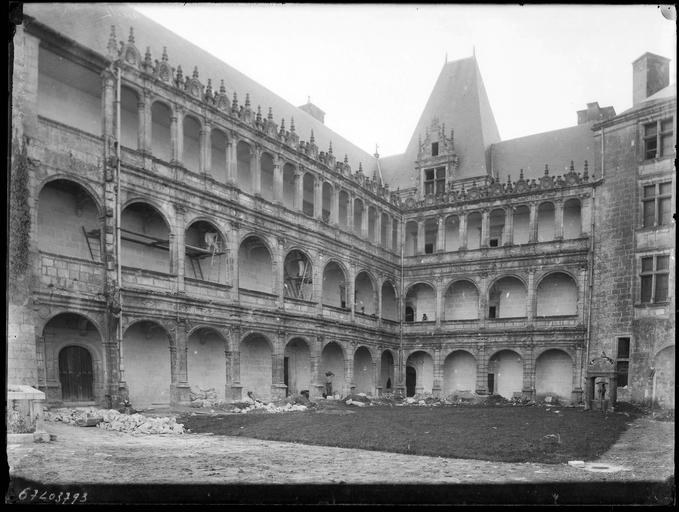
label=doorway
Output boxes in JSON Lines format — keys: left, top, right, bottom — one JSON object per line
{"left": 406, "top": 366, "right": 416, "bottom": 396}
{"left": 284, "top": 356, "right": 289, "bottom": 396}
{"left": 487, "top": 373, "right": 495, "bottom": 395}
{"left": 59, "top": 346, "right": 94, "bottom": 401}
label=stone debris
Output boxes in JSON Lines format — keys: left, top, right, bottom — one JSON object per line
{"left": 44, "top": 407, "right": 185, "bottom": 435}
{"left": 190, "top": 387, "right": 221, "bottom": 408}
{"left": 229, "top": 395, "right": 308, "bottom": 414}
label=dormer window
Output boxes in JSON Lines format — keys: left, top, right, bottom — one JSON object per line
{"left": 431, "top": 142, "right": 439, "bottom": 156}
{"left": 424, "top": 167, "right": 446, "bottom": 195}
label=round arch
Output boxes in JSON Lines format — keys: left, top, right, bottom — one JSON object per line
{"left": 322, "top": 260, "right": 349, "bottom": 308}
{"left": 535, "top": 349, "right": 573, "bottom": 403}
{"left": 405, "top": 350, "right": 434, "bottom": 396}
{"left": 536, "top": 271, "right": 578, "bottom": 317}
{"left": 239, "top": 332, "right": 274, "bottom": 401}
{"left": 353, "top": 346, "right": 374, "bottom": 395}
{"left": 238, "top": 235, "right": 275, "bottom": 294}
{"left": 487, "top": 349, "right": 523, "bottom": 399}
{"left": 442, "top": 349, "right": 477, "bottom": 396}
{"left": 188, "top": 327, "right": 228, "bottom": 401}
{"left": 444, "top": 279, "right": 480, "bottom": 321}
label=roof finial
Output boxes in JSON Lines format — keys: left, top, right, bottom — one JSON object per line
{"left": 544, "top": 164, "right": 549, "bottom": 176}
{"left": 162, "top": 46, "right": 168, "bottom": 62}
{"left": 358, "top": 162, "right": 364, "bottom": 173}
{"left": 290, "top": 117, "right": 296, "bottom": 133}
{"left": 128, "top": 27, "right": 135, "bottom": 44}
{"left": 279, "top": 118, "right": 286, "bottom": 136}
{"left": 107, "top": 25, "right": 118, "bottom": 57}
{"left": 374, "top": 143, "right": 380, "bottom": 159}
{"left": 519, "top": 168, "right": 524, "bottom": 180}
{"left": 267, "top": 107, "right": 273, "bottom": 121}
{"left": 244, "top": 93, "right": 251, "bottom": 108}
{"left": 192, "top": 66, "right": 199, "bottom": 79}
{"left": 344, "top": 154, "right": 349, "bottom": 165}
{"left": 219, "top": 79, "right": 226, "bottom": 94}
{"left": 256, "top": 105, "right": 262, "bottom": 123}
{"left": 307, "top": 95, "right": 311, "bottom": 104}
{"left": 231, "top": 92, "right": 239, "bottom": 111}
{"left": 328, "top": 141, "right": 333, "bottom": 155}
{"left": 310, "top": 130, "right": 315, "bottom": 144}
{"left": 569, "top": 160, "right": 575, "bottom": 172}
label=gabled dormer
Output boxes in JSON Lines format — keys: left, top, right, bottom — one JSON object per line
{"left": 415, "top": 117, "right": 458, "bottom": 198}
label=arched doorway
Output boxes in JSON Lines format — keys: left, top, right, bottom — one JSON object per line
{"left": 442, "top": 351, "right": 477, "bottom": 396}
{"left": 59, "top": 346, "right": 94, "bottom": 401}
{"left": 535, "top": 349, "right": 573, "bottom": 403}
{"left": 284, "top": 338, "right": 311, "bottom": 396}
{"left": 240, "top": 333, "right": 273, "bottom": 401}
{"left": 353, "top": 347, "right": 373, "bottom": 395}
{"left": 406, "top": 366, "right": 416, "bottom": 397}
{"left": 488, "top": 350, "right": 523, "bottom": 399}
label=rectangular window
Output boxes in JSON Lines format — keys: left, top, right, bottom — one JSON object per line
{"left": 643, "top": 118, "right": 674, "bottom": 160}
{"left": 616, "top": 337, "right": 631, "bottom": 387}
{"left": 640, "top": 255, "right": 670, "bottom": 303}
{"left": 423, "top": 167, "right": 446, "bottom": 196}
{"left": 641, "top": 181, "right": 673, "bottom": 228}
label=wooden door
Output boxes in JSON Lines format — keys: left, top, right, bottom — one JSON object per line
{"left": 59, "top": 346, "right": 94, "bottom": 401}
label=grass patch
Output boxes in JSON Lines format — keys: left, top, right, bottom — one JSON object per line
{"left": 180, "top": 404, "right": 641, "bottom": 464}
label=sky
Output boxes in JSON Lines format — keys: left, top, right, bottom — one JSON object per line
{"left": 132, "top": 4, "right": 676, "bottom": 157}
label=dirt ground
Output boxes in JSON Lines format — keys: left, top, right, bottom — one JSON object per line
{"left": 7, "top": 413, "right": 673, "bottom": 490}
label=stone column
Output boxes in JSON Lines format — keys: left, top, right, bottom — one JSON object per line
{"left": 172, "top": 108, "right": 183, "bottom": 165}
{"left": 252, "top": 145, "right": 261, "bottom": 195}
{"left": 528, "top": 203, "right": 538, "bottom": 243}
{"left": 573, "top": 345, "right": 584, "bottom": 404}
{"left": 578, "top": 266, "right": 588, "bottom": 321}
{"left": 273, "top": 155, "right": 283, "bottom": 204}
{"left": 174, "top": 322, "right": 190, "bottom": 404}
{"left": 174, "top": 204, "right": 185, "bottom": 293}
{"left": 314, "top": 178, "right": 323, "bottom": 219}
{"left": 527, "top": 270, "right": 535, "bottom": 320}
{"left": 229, "top": 225, "right": 240, "bottom": 301}
{"left": 432, "top": 347, "right": 442, "bottom": 397}
{"left": 311, "top": 336, "right": 325, "bottom": 398}
{"left": 522, "top": 347, "right": 535, "bottom": 400}
{"left": 478, "top": 274, "right": 489, "bottom": 325}
{"left": 137, "top": 98, "right": 146, "bottom": 152}
{"left": 271, "top": 331, "right": 287, "bottom": 400}
{"left": 417, "top": 219, "right": 425, "bottom": 254}
{"left": 199, "top": 125, "right": 210, "bottom": 174}
{"left": 276, "top": 239, "right": 285, "bottom": 307}
{"left": 361, "top": 203, "right": 369, "bottom": 238}
{"left": 386, "top": 215, "right": 393, "bottom": 250}
{"left": 481, "top": 209, "right": 490, "bottom": 248}
{"left": 312, "top": 252, "right": 323, "bottom": 312}
{"left": 230, "top": 326, "right": 242, "bottom": 401}
{"left": 436, "top": 216, "right": 445, "bottom": 252}
{"left": 435, "top": 278, "right": 443, "bottom": 326}
{"left": 102, "top": 70, "right": 115, "bottom": 139}
{"left": 331, "top": 187, "right": 340, "bottom": 225}
{"left": 294, "top": 170, "right": 304, "bottom": 211}
{"left": 459, "top": 213, "right": 468, "bottom": 250}
{"left": 504, "top": 208, "right": 514, "bottom": 246}
{"left": 347, "top": 196, "right": 354, "bottom": 232}
{"left": 475, "top": 346, "right": 488, "bottom": 395}
{"left": 142, "top": 91, "right": 153, "bottom": 153}
{"left": 554, "top": 200, "right": 564, "bottom": 240}
{"left": 348, "top": 265, "right": 356, "bottom": 321}
{"left": 377, "top": 278, "right": 383, "bottom": 326}
{"left": 374, "top": 209, "right": 382, "bottom": 246}
{"left": 226, "top": 137, "right": 237, "bottom": 184}
{"left": 344, "top": 345, "right": 355, "bottom": 397}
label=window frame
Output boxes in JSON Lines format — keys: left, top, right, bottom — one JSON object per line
{"left": 640, "top": 180, "right": 672, "bottom": 229}
{"left": 615, "top": 336, "right": 631, "bottom": 388}
{"left": 639, "top": 253, "right": 671, "bottom": 304}
{"left": 642, "top": 117, "right": 674, "bottom": 161}
{"left": 423, "top": 166, "right": 446, "bottom": 196}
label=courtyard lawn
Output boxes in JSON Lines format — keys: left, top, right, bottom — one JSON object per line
{"left": 179, "top": 404, "right": 641, "bottom": 464}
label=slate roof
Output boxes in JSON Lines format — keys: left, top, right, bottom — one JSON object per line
{"left": 379, "top": 56, "right": 501, "bottom": 190}
{"left": 23, "top": 3, "right": 378, "bottom": 176}
{"left": 489, "top": 124, "right": 597, "bottom": 183}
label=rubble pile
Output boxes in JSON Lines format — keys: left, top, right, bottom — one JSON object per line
{"left": 189, "top": 387, "right": 221, "bottom": 408}
{"left": 345, "top": 393, "right": 372, "bottom": 407}
{"left": 230, "top": 395, "right": 308, "bottom": 414}
{"left": 44, "top": 407, "right": 185, "bottom": 434}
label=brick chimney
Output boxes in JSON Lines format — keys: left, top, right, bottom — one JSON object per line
{"left": 298, "top": 97, "right": 325, "bottom": 124}
{"left": 632, "top": 52, "right": 670, "bottom": 106}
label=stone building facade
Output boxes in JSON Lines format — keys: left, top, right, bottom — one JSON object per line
{"left": 8, "top": 5, "right": 675, "bottom": 410}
